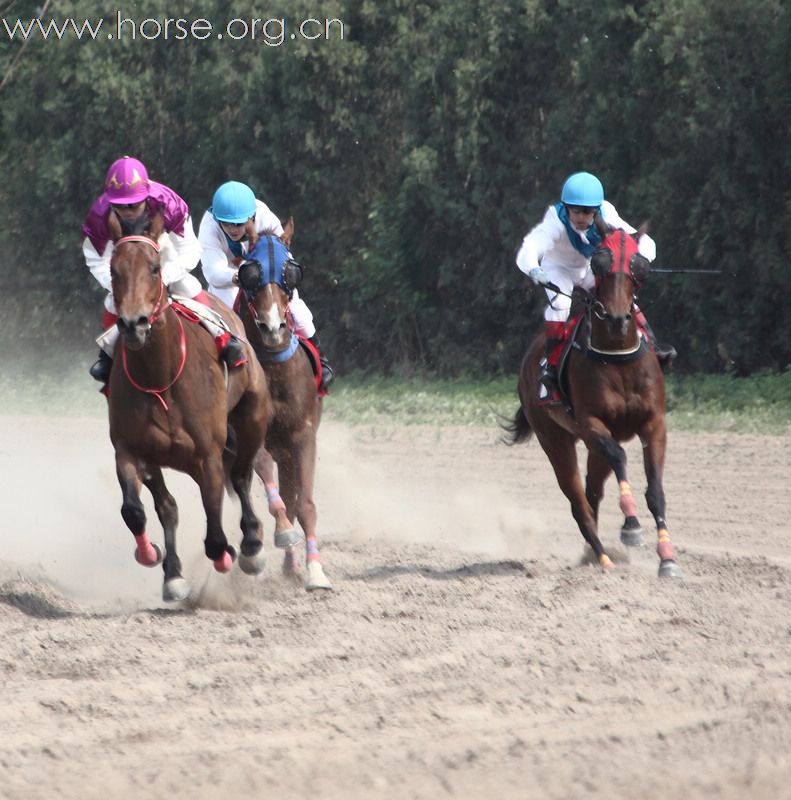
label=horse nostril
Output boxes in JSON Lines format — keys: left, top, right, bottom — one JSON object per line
{"left": 136, "top": 316, "right": 150, "bottom": 328}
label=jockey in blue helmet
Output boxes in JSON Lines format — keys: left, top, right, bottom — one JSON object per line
{"left": 198, "top": 181, "right": 334, "bottom": 391}
{"left": 515, "top": 171, "right": 675, "bottom": 403}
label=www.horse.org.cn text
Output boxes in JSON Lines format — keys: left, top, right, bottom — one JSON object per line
{"left": 1, "top": 13, "right": 348, "bottom": 45}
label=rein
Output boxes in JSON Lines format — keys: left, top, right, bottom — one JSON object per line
{"left": 121, "top": 304, "right": 187, "bottom": 412}
{"left": 114, "top": 235, "right": 188, "bottom": 411}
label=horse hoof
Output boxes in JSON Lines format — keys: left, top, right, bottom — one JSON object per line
{"left": 305, "top": 562, "right": 333, "bottom": 592}
{"left": 274, "top": 528, "right": 302, "bottom": 549}
{"left": 238, "top": 548, "right": 267, "bottom": 576}
{"left": 213, "top": 546, "right": 237, "bottom": 574}
{"left": 620, "top": 519, "right": 645, "bottom": 547}
{"left": 162, "top": 577, "right": 190, "bottom": 602}
{"left": 658, "top": 559, "right": 683, "bottom": 579}
{"left": 134, "top": 542, "right": 163, "bottom": 567}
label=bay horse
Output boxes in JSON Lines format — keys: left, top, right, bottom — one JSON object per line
{"left": 235, "top": 220, "right": 332, "bottom": 591}
{"left": 106, "top": 210, "right": 272, "bottom": 601}
{"left": 505, "top": 218, "right": 682, "bottom": 578}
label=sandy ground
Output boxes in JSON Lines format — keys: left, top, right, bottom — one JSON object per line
{"left": 1, "top": 407, "right": 791, "bottom": 799}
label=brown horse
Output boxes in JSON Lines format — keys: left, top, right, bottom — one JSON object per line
{"left": 106, "top": 210, "right": 272, "bottom": 601}
{"left": 506, "top": 219, "right": 682, "bottom": 578}
{"left": 235, "top": 221, "right": 332, "bottom": 591}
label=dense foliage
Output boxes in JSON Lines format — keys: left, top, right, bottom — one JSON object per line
{"left": 1, "top": 0, "right": 789, "bottom": 379}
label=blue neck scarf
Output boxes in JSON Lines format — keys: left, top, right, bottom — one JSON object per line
{"left": 555, "top": 202, "right": 602, "bottom": 257}
{"left": 222, "top": 230, "right": 245, "bottom": 258}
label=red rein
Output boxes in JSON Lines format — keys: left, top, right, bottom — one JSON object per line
{"left": 116, "top": 235, "right": 187, "bottom": 412}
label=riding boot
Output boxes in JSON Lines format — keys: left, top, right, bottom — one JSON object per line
{"left": 538, "top": 340, "right": 562, "bottom": 402}
{"left": 634, "top": 306, "right": 677, "bottom": 369}
{"left": 215, "top": 330, "right": 248, "bottom": 369}
{"left": 91, "top": 313, "right": 120, "bottom": 386}
{"left": 538, "top": 321, "right": 565, "bottom": 403}
{"left": 89, "top": 349, "right": 113, "bottom": 383}
{"left": 308, "top": 335, "right": 335, "bottom": 392}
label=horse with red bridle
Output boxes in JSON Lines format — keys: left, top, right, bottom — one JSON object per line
{"left": 235, "top": 220, "right": 332, "bottom": 591}
{"left": 105, "top": 210, "right": 272, "bottom": 601}
{"left": 505, "top": 217, "right": 682, "bottom": 578}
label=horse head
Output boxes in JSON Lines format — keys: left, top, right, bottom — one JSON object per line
{"left": 588, "top": 215, "right": 650, "bottom": 347}
{"left": 109, "top": 209, "right": 167, "bottom": 350}
{"left": 237, "top": 219, "right": 303, "bottom": 351}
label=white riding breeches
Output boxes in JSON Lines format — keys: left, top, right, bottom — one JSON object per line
{"left": 542, "top": 264, "right": 596, "bottom": 323}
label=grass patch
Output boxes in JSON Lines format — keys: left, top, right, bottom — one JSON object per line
{"left": 3, "top": 356, "right": 789, "bottom": 434}
{"left": 326, "top": 371, "right": 791, "bottom": 434}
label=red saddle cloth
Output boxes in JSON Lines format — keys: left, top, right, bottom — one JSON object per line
{"left": 298, "top": 335, "right": 327, "bottom": 398}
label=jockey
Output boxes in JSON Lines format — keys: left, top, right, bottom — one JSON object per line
{"left": 83, "top": 156, "right": 247, "bottom": 385}
{"left": 198, "top": 180, "right": 335, "bottom": 391}
{"left": 515, "top": 171, "right": 675, "bottom": 402}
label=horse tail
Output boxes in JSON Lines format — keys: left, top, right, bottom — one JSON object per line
{"left": 501, "top": 406, "right": 533, "bottom": 446}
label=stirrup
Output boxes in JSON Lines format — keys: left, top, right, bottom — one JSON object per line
{"left": 655, "top": 344, "right": 677, "bottom": 368}
{"left": 221, "top": 337, "right": 247, "bottom": 369}
{"left": 320, "top": 359, "right": 335, "bottom": 392}
{"left": 89, "top": 351, "right": 112, "bottom": 383}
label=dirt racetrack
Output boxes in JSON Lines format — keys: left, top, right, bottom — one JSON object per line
{"left": 2, "top": 408, "right": 791, "bottom": 800}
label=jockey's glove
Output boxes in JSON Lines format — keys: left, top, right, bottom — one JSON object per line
{"left": 528, "top": 267, "right": 549, "bottom": 286}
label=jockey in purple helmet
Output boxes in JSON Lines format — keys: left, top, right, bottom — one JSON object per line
{"left": 516, "top": 171, "right": 675, "bottom": 404}
{"left": 198, "top": 180, "right": 334, "bottom": 391}
{"left": 82, "top": 156, "right": 246, "bottom": 385}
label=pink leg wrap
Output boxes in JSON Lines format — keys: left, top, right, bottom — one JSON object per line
{"left": 284, "top": 547, "right": 299, "bottom": 572}
{"left": 214, "top": 551, "right": 233, "bottom": 573}
{"left": 656, "top": 529, "right": 674, "bottom": 561}
{"left": 265, "top": 482, "right": 286, "bottom": 513}
{"left": 619, "top": 481, "right": 638, "bottom": 517}
{"left": 306, "top": 535, "right": 322, "bottom": 564}
{"left": 134, "top": 532, "right": 159, "bottom": 567}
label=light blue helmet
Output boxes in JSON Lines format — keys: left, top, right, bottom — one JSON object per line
{"left": 560, "top": 172, "right": 604, "bottom": 207}
{"left": 211, "top": 181, "right": 257, "bottom": 224}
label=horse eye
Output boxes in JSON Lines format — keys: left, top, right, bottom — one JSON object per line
{"left": 150, "top": 261, "right": 161, "bottom": 275}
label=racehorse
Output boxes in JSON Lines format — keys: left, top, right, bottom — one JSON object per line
{"left": 235, "top": 220, "right": 332, "bottom": 591}
{"left": 505, "top": 218, "right": 682, "bottom": 578}
{"left": 105, "top": 210, "right": 272, "bottom": 601}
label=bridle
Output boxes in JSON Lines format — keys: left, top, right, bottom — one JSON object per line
{"left": 114, "top": 234, "right": 187, "bottom": 410}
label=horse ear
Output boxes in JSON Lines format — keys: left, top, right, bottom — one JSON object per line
{"left": 594, "top": 211, "right": 613, "bottom": 238}
{"left": 148, "top": 209, "right": 165, "bottom": 241}
{"left": 107, "top": 209, "right": 123, "bottom": 242}
{"left": 280, "top": 217, "right": 294, "bottom": 247}
{"left": 636, "top": 220, "right": 650, "bottom": 239}
{"left": 244, "top": 218, "right": 259, "bottom": 249}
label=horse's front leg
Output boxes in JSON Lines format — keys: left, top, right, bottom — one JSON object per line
{"left": 536, "top": 427, "right": 613, "bottom": 570}
{"left": 116, "top": 451, "right": 163, "bottom": 569}
{"left": 141, "top": 466, "right": 189, "bottom": 602}
{"left": 642, "top": 421, "right": 682, "bottom": 579}
{"left": 582, "top": 418, "right": 646, "bottom": 550}
{"left": 197, "top": 455, "right": 235, "bottom": 573}
{"left": 292, "top": 433, "right": 332, "bottom": 592}
{"left": 274, "top": 453, "right": 304, "bottom": 583}
{"left": 230, "top": 433, "right": 267, "bottom": 576}
{"left": 253, "top": 445, "right": 300, "bottom": 548}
